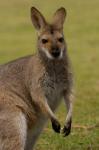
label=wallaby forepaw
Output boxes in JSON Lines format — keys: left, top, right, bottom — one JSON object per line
{"left": 51, "top": 119, "right": 61, "bottom": 133}
{"left": 61, "top": 119, "right": 72, "bottom": 137}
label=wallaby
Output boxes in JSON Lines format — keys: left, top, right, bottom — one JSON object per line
{"left": 0, "top": 7, "right": 74, "bottom": 150}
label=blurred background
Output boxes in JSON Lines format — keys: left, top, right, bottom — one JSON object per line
{"left": 0, "top": 0, "right": 99, "bottom": 149}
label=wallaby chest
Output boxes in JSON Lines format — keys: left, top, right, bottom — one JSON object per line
{"left": 39, "top": 62, "right": 68, "bottom": 110}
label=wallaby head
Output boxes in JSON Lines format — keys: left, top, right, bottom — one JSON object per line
{"left": 31, "top": 7, "right": 67, "bottom": 60}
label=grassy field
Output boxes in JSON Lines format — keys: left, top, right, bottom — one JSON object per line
{"left": 0, "top": 0, "right": 99, "bottom": 149}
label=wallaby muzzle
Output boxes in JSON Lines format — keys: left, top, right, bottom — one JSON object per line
{"left": 51, "top": 47, "right": 61, "bottom": 58}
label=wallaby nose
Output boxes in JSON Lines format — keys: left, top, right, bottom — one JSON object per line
{"left": 51, "top": 48, "right": 60, "bottom": 58}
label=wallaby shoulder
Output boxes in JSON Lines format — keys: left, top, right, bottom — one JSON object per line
{"left": 0, "top": 55, "right": 34, "bottom": 107}
{"left": 0, "top": 55, "right": 33, "bottom": 77}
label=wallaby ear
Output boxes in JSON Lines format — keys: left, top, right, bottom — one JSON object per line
{"left": 31, "top": 7, "right": 47, "bottom": 30}
{"left": 53, "top": 7, "right": 67, "bottom": 29}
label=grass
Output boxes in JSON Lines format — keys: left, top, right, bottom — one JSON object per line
{"left": 0, "top": 0, "right": 99, "bottom": 149}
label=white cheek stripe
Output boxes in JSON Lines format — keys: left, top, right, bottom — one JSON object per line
{"left": 42, "top": 48, "right": 54, "bottom": 59}
{"left": 45, "top": 51, "right": 54, "bottom": 59}
{"left": 59, "top": 50, "right": 63, "bottom": 59}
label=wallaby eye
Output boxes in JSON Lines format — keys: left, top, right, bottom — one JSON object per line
{"left": 42, "top": 39, "right": 48, "bottom": 44}
{"left": 58, "top": 37, "right": 64, "bottom": 43}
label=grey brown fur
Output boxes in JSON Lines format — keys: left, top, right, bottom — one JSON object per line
{"left": 0, "top": 7, "right": 73, "bottom": 150}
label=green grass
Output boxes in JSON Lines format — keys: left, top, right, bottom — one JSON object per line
{"left": 0, "top": 0, "right": 99, "bottom": 149}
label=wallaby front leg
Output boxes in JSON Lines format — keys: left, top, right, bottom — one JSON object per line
{"left": 62, "top": 92, "right": 73, "bottom": 136}
{"left": 31, "top": 88, "right": 60, "bottom": 133}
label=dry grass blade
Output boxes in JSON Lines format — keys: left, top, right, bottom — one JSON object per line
{"left": 73, "top": 123, "right": 99, "bottom": 130}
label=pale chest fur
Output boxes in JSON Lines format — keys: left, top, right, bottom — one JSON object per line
{"left": 39, "top": 62, "right": 68, "bottom": 110}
